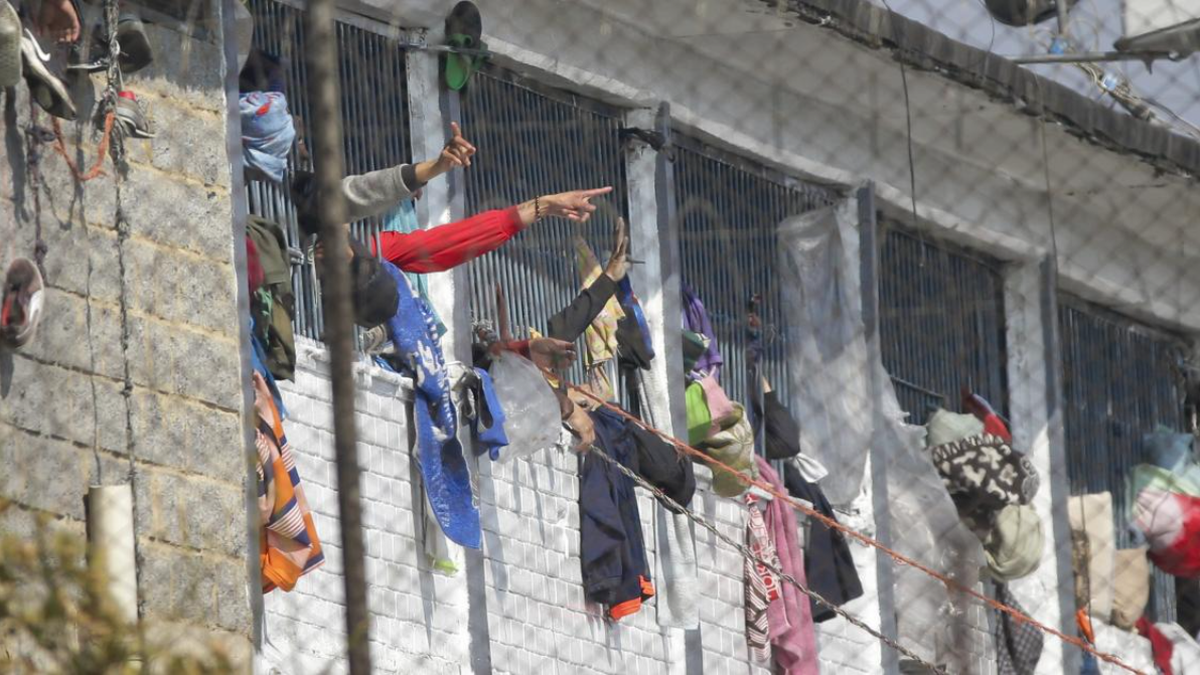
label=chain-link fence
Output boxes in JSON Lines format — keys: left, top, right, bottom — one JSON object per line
{"left": 4, "top": 0, "right": 1200, "bottom": 673}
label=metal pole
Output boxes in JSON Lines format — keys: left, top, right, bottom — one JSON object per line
{"left": 303, "top": 3, "right": 372, "bottom": 673}
{"left": 1007, "top": 50, "right": 1172, "bottom": 64}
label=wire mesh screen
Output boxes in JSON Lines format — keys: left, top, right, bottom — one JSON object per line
{"left": 674, "top": 139, "right": 838, "bottom": 408}
{"left": 462, "top": 67, "right": 628, "bottom": 383}
{"left": 1060, "top": 297, "right": 1186, "bottom": 621}
{"left": 243, "top": 0, "right": 410, "bottom": 342}
{"left": 878, "top": 224, "right": 1010, "bottom": 426}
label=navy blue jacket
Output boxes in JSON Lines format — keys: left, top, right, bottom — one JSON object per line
{"left": 580, "top": 408, "right": 654, "bottom": 620}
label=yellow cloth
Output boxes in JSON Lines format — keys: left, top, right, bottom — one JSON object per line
{"left": 573, "top": 236, "right": 624, "bottom": 401}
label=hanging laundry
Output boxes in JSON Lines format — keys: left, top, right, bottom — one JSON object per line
{"left": 681, "top": 283, "right": 722, "bottom": 379}
{"left": 250, "top": 317, "right": 287, "bottom": 419}
{"left": 926, "top": 433, "right": 1040, "bottom": 521}
{"left": 1156, "top": 622, "right": 1200, "bottom": 675}
{"left": 1129, "top": 455, "right": 1200, "bottom": 577}
{"left": 744, "top": 492, "right": 782, "bottom": 663}
{"left": 782, "top": 461, "right": 863, "bottom": 621}
{"left": 925, "top": 408, "right": 985, "bottom": 448}
{"left": 464, "top": 367, "right": 509, "bottom": 461}
{"left": 628, "top": 423, "right": 695, "bottom": 508}
{"left": 962, "top": 389, "right": 1012, "bottom": 443}
{"left": 993, "top": 583, "right": 1044, "bottom": 675}
{"left": 655, "top": 507, "right": 699, "bottom": 629}
{"left": 779, "top": 202, "right": 985, "bottom": 670}
{"left": 1144, "top": 426, "right": 1198, "bottom": 476}
{"left": 1137, "top": 490, "right": 1200, "bottom": 578}
{"left": 246, "top": 216, "right": 296, "bottom": 382}
{"left": 757, "top": 456, "right": 819, "bottom": 674}
{"left": 580, "top": 407, "right": 654, "bottom": 621}
{"left": 1137, "top": 616, "right": 1175, "bottom": 675}
{"left": 751, "top": 388, "right": 803, "bottom": 461}
{"left": 573, "top": 235, "right": 625, "bottom": 401}
{"left": 382, "top": 262, "right": 479, "bottom": 549}
{"left": 1090, "top": 617, "right": 1157, "bottom": 675}
{"left": 1110, "top": 548, "right": 1150, "bottom": 630}
{"left": 696, "top": 373, "right": 735, "bottom": 437}
{"left": 1069, "top": 493, "right": 1117, "bottom": 619}
{"left": 698, "top": 403, "right": 758, "bottom": 498}
{"left": 240, "top": 91, "right": 296, "bottom": 184}
{"left": 775, "top": 205, "right": 872, "bottom": 506}
{"left": 680, "top": 329, "right": 710, "bottom": 374}
{"left": 684, "top": 381, "right": 712, "bottom": 446}
{"left": 981, "top": 504, "right": 1044, "bottom": 582}
{"left": 614, "top": 275, "right": 654, "bottom": 369}
{"left": 253, "top": 373, "right": 323, "bottom": 593}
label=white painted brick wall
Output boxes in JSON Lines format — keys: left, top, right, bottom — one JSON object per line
{"left": 262, "top": 342, "right": 466, "bottom": 675}
{"left": 259, "top": 341, "right": 895, "bottom": 675}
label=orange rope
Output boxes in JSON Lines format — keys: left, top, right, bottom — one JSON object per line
{"left": 559, "top": 377, "right": 1147, "bottom": 675}
{"left": 51, "top": 111, "right": 116, "bottom": 183}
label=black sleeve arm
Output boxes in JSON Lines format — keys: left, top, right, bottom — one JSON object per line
{"left": 546, "top": 274, "right": 618, "bottom": 343}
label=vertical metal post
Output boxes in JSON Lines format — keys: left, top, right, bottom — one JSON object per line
{"left": 1039, "top": 256, "right": 1082, "bottom": 675}
{"left": 304, "top": 3, "right": 372, "bottom": 673}
{"left": 859, "top": 182, "right": 901, "bottom": 675}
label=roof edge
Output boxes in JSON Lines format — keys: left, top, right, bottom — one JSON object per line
{"left": 777, "top": 0, "right": 1200, "bottom": 178}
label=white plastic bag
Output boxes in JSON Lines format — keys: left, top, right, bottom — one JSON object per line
{"left": 488, "top": 352, "right": 560, "bottom": 462}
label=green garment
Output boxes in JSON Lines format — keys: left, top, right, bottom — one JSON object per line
{"left": 685, "top": 382, "right": 711, "bottom": 447}
{"left": 247, "top": 216, "right": 297, "bottom": 381}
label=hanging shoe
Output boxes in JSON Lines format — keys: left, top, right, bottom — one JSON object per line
{"left": 1, "top": 258, "right": 46, "bottom": 351}
{"left": 443, "top": 1, "right": 484, "bottom": 92}
{"left": 21, "top": 27, "right": 76, "bottom": 120}
{"left": 113, "top": 89, "right": 154, "bottom": 138}
{"left": 0, "top": 1, "right": 21, "bottom": 88}
{"left": 68, "top": 10, "right": 152, "bottom": 75}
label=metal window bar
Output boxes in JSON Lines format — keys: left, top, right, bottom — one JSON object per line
{"left": 244, "top": 0, "right": 411, "bottom": 343}
{"left": 1060, "top": 296, "right": 1185, "bottom": 622}
{"left": 877, "top": 223, "right": 1010, "bottom": 426}
{"left": 461, "top": 67, "right": 629, "bottom": 390}
{"left": 673, "top": 137, "right": 839, "bottom": 410}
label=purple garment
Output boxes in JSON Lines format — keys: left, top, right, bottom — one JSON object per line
{"left": 682, "top": 283, "right": 723, "bottom": 379}
{"left": 758, "top": 456, "right": 819, "bottom": 674}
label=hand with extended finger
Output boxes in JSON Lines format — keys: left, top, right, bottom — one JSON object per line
{"left": 518, "top": 186, "right": 614, "bottom": 226}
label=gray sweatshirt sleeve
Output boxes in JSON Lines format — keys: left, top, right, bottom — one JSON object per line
{"left": 340, "top": 163, "right": 426, "bottom": 222}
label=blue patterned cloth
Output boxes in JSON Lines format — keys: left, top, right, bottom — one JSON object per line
{"left": 240, "top": 92, "right": 295, "bottom": 183}
{"left": 382, "top": 262, "right": 479, "bottom": 549}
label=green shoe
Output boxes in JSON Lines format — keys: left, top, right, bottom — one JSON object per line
{"left": 443, "top": 1, "right": 483, "bottom": 92}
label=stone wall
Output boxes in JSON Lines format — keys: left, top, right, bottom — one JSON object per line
{"left": 0, "top": 5, "right": 252, "bottom": 664}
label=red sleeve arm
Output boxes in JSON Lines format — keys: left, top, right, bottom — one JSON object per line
{"left": 369, "top": 207, "right": 525, "bottom": 273}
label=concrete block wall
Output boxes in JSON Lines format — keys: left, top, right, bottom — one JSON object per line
{"left": 0, "top": 6, "right": 252, "bottom": 664}
{"left": 266, "top": 342, "right": 467, "bottom": 675}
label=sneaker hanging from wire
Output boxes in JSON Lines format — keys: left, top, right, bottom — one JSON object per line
{"left": 0, "top": 1, "right": 21, "bottom": 88}
{"left": 67, "top": 10, "right": 152, "bottom": 74}
{"left": 113, "top": 89, "right": 154, "bottom": 138}
{"left": 1, "top": 257, "right": 46, "bottom": 351}
{"left": 21, "top": 27, "right": 75, "bottom": 119}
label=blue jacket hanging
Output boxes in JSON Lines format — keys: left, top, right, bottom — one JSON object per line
{"left": 580, "top": 407, "right": 654, "bottom": 620}
{"left": 382, "top": 262, "right": 480, "bottom": 549}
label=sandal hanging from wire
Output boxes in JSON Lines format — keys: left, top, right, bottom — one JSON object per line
{"left": 67, "top": 9, "right": 152, "bottom": 75}
{"left": 113, "top": 89, "right": 154, "bottom": 138}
